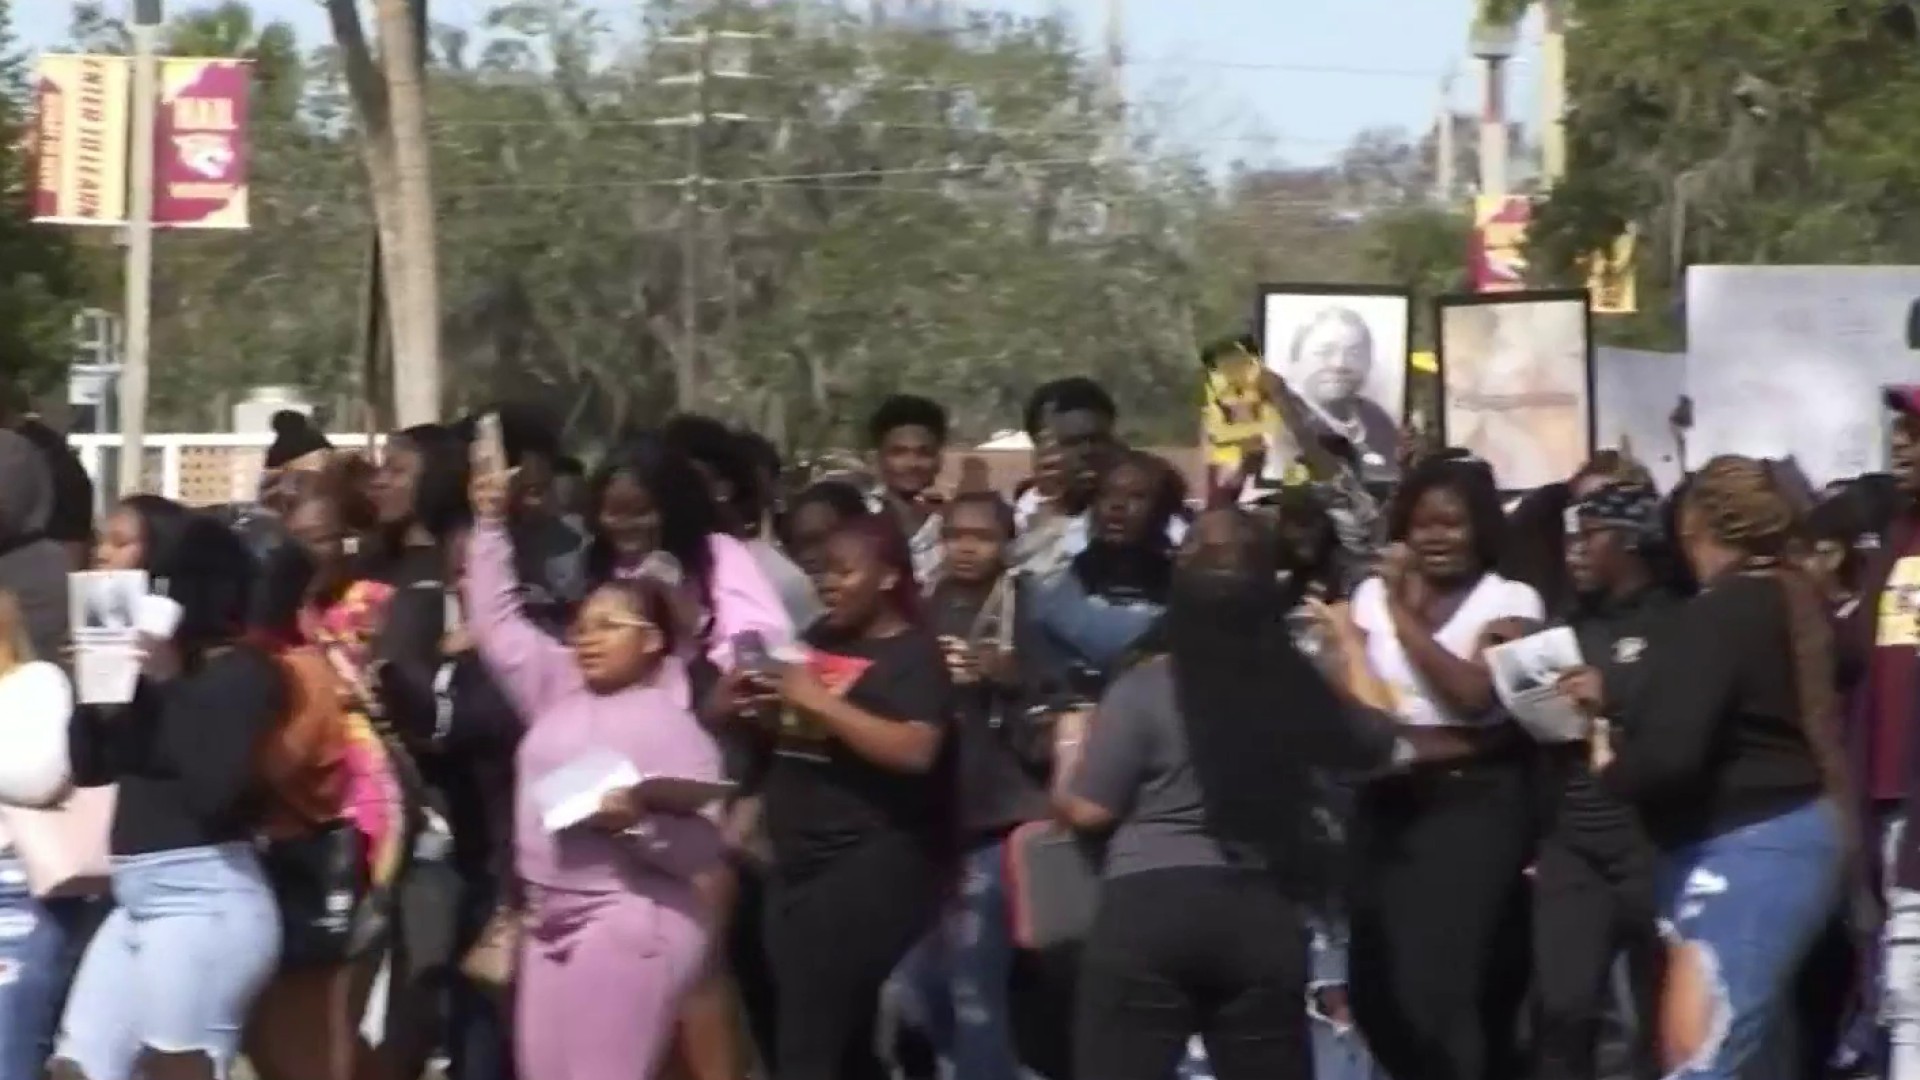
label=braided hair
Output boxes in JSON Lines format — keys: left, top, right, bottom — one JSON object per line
{"left": 1683, "top": 456, "right": 1855, "bottom": 841}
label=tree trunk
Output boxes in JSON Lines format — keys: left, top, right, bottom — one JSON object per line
{"left": 325, "top": 0, "right": 440, "bottom": 427}
{"left": 375, "top": 0, "right": 442, "bottom": 426}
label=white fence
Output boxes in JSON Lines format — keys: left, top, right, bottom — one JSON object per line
{"left": 70, "top": 433, "right": 385, "bottom": 507}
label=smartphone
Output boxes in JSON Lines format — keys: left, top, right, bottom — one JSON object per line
{"left": 732, "top": 630, "right": 774, "bottom": 676}
{"left": 474, "top": 413, "right": 508, "bottom": 476}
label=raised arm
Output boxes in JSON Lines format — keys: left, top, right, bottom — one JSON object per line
{"left": 463, "top": 498, "right": 579, "bottom": 720}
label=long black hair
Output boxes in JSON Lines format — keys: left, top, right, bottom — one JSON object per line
{"left": 155, "top": 512, "right": 258, "bottom": 667}
{"left": 388, "top": 422, "right": 472, "bottom": 548}
{"left": 115, "top": 494, "right": 192, "bottom": 572}
{"left": 584, "top": 431, "right": 721, "bottom": 610}
{"left": 1164, "top": 509, "right": 1373, "bottom": 908}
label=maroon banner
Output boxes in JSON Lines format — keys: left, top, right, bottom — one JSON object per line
{"left": 1469, "top": 195, "right": 1531, "bottom": 293}
{"left": 153, "top": 58, "right": 250, "bottom": 229}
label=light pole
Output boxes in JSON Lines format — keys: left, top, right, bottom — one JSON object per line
{"left": 117, "top": 0, "right": 163, "bottom": 498}
{"left": 657, "top": 27, "right": 766, "bottom": 412}
{"left": 1469, "top": 18, "right": 1520, "bottom": 198}
{"left": 1435, "top": 66, "right": 1457, "bottom": 204}
{"left": 1540, "top": 0, "right": 1569, "bottom": 183}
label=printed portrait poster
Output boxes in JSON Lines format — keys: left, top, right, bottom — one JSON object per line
{"left": 1257, "top": 285, "right": 1412, "bottom": 483}
{"left": 1438, "top": 290, "right": 1595, "bottom": 492}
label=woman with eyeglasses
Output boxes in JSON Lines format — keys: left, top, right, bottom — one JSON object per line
{"left": 466, "top": 454, "right": 728, "bottom": 1080}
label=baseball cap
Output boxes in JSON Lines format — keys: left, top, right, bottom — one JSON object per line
{"left": 1885, "top": 385, "right": 1920, "bottom": 417}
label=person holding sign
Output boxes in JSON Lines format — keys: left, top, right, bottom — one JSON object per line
{"left": 463, "top": 446, "right": 729, "bottom": 1080}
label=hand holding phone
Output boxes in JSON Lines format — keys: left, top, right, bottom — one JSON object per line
{"left": 468, "top": 414, "right": 512, "bottom": 522}
{"left": 474, "top": 413, "right": 508, "bottom": 477}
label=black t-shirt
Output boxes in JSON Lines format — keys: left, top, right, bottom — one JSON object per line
{"left": 1605, "top": 573, "right": 1826, "bottom": 848}
{"left": 70, "top": 646, "right": 287, "bottom": 856}
{"left": 761, "top": 626, "right": 953, "bottom": 881}
{"left": 1549, "top": 585, "right": 1686, "bottom": 844}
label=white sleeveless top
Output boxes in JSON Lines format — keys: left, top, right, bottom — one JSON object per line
{"left": 1351, "top": 573, "right": 1544, "bottom": 728}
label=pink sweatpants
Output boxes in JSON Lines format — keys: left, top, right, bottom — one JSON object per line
{"left": 517, "top": 886, "right": 709, "bottom": 1080}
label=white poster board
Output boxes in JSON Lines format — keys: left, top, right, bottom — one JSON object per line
{"left": 1593, "top": 347, "right": 1687, "bottom": 491}
{"left": 1686, "top": 266, "right": 1920, "bottom": 485}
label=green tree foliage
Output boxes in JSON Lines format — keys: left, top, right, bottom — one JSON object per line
{"left": 1527, "top": 0, "right": 1920, "bottom": 347}
{"left": 64, "top": 0, "right": 1457, "bottom": 447}
{"left": 0, "top": 0, "right": 86, "bottom": 406}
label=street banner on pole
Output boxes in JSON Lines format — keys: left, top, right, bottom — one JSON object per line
{"left": 1470, "top": 195, "right": 1532, "bottom": 293}
{"left": 31, "top": 54, "right": 132, "bottom": 226}
{"left": 154, "top": 58, "right": 250, "bottom": 229}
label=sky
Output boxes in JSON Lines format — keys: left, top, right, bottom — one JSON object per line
{"left": 16, "top": 0, "right": 1545, "bottom": 167}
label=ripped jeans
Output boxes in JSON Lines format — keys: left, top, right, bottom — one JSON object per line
{"left": 1653, "top": 799, "right": 1844, "bottom": 1080}
{"left": 887, "top": 838, "right": 1022, "bottom": 1080}
{"left": 1887, "top": 859, "right": 1920, "bottom": 1080}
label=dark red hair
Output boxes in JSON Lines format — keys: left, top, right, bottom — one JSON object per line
{"left": 832, "top": 511, "right": 922, "bottom": 625}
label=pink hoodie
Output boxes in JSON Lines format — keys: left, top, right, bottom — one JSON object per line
{"left": 464, "top": 521, "right": 724, "bottom": 901}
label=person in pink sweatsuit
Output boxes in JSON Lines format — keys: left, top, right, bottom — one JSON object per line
{"left": 464, "top": 463, "right": 727, "bottom": 1080}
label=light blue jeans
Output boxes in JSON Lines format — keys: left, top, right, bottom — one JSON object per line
{"left": 1655, "top": 799, "right": 1845, "bottom": 1080}
{"left": 55, "top": 844, "right": 281, "bottom": 1080}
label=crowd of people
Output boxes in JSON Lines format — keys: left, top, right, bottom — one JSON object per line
{"left": 0, "top": 363, "right": 1905, "bottom": 1080}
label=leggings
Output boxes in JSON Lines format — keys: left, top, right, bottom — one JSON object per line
{"left": 764, "top": 836, "right": 942, "bottom": 1080}
{"left": 1075, "top": 867, "right": 1309, "bottom": 1080}
{"left": 515, "top": 885, "right": 707, "bottom": 1080}
{"left": 1347, "top": 757, "right": 1534, "bottom": 1080}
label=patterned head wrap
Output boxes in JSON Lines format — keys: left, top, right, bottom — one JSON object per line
{"left": 1571, "top": 479, "right": 1662, "bottom": 547}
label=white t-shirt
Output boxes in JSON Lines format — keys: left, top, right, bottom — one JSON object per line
{"left": 1350, "top": 573, "right": 1545, "bottom": 728}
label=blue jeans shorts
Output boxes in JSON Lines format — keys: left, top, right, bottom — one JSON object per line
{"left": 54, "top": 844, "right": 281, "bottom": 1080}
{"left": 1654, "top": 800, "right": 1844, "bottom": 1080}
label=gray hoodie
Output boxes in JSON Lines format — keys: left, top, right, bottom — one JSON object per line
{"left": 0, "top": 430, "right": 72, "bottom": 660}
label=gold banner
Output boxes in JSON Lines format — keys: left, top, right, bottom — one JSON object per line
{"left": 31, "top": 54, "right": 132, "bottom": 226}
{"left": 1586, "top": 230, "right": 1637, "bottom": 315}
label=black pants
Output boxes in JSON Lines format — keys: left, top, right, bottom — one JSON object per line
{"left": 1530, "top": 821, "right": 1660, "bottom": 1080}
{"left": 1349, "top": 757, "right": 1534, "bottom": 1080}
{"left": 1073, "top": 867, "right": 1310, "bottom": 1080}
{"left": 764, "top": 835, "right": 943, "bottom": 1080}
{"left": 448, "top": 871, "right": 515, "bottom": 1080}
{"left": 728, "top": 858, "right": 780, "bottom": 1067}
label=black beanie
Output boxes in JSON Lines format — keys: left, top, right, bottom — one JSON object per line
{"left": 264, "top": 409, "right": 331, "bottom": 468}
